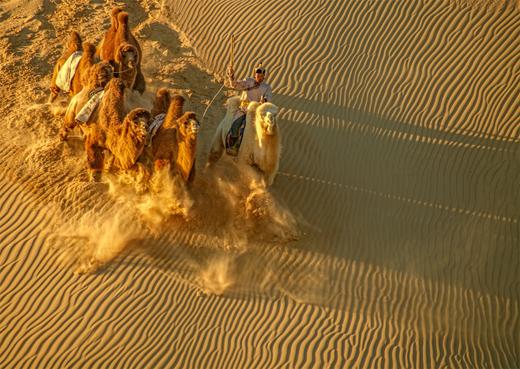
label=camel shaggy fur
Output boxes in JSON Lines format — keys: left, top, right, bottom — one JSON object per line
{"left": 69, "top": 42, "right": 97, "bottom": 95}
{"left": 85, "top": 78, "right": 151, "bottom": 178}
{"left": 152, "top": 94, "right": 200, "bottom": 183}
{"left": 97, "top": 7, "right": 123, "bottom": 61}
{"left": 209, "top": 96, "right": 281, "bottom": 186}
{"left": 61, "top": 62, "right": 114, "bottom": 140}
{"left": 114, "top": 42, "right": 139, "bottom": 90}
{"left": 98, "top": 10, "right": 145, "bottom": 94}
{"left": 49, "top": 31, "right": 82, "bottom": 102}
{"left": 151, "top": 88, "right": 171, "bottom": 117}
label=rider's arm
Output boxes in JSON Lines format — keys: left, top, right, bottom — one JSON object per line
{"left": 228, "top": 77, "right": 256, "bottom": 90}
{"left": 227, "top": 65, "right": 256, "bottom": 90}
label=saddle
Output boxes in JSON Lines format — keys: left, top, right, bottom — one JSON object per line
{"left": 225, "top": 114, "right": 246, "bottom": 156}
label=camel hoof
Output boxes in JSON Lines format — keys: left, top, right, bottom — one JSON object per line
{"left": 88, "top": 170, "right": 102, "bottom": 182}
{"left": 59, "top": 129, "right": 68, "bottom": 141}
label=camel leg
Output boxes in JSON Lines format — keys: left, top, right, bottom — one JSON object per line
{"left": 85, "top": 135, "right": 104, "bottom": 181}
{"left": 59, "top": 118, "right": 79, "bottom": 141}
{"left": 264, "top": 172, "right": 275, "bottom": 187}
{"left": 134, "top": 69, "right": 146, "bottom": 94}
{"left": 48, "top": 89, "right": 59, "bottom": 103}
{"left": 187, "top": 160, "right": 196, "bottom": 184}
{"left": 207, "top": 125, "right": 224, "bottom": 165}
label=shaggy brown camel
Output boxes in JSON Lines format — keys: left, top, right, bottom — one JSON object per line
{"left": 97, "top": 7, "right": 123, "bottom": 61}
{"left": 85, "top": 78, "right": 151, "bottom": 180}
{"left": 49, "top": 31, "right": 82, "bottom": 102}
{"left": 98, "top": 10, "right": 145, "bottom": 94}
{"left": 152, "top": 95, "right": 200, "bottom": 183}
{"left": 69, "top": 42, "right": 97, "bottom": 95}
{"left": 61, "top": 62, "right": 114, "bottom": 140}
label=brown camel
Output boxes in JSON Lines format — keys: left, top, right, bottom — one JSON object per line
{"left": 97, "top": 7, "right": 123, "bottom": 61}
{"left": 152, "top": 95, "right": 200, "bottom": 183}
{"left": 85, "top": 78, "right": 151, "bottom": 180}
{"left": 49, "top": 31, "right": 82, "bottom": 102}
{"left": 69, "top": 42, "right": 97, "bottom": 95}
{"left": 61, "top": 62, "right": 114, "bottom": 140}
{"left": 98, "top": 10, "right": 145, "bottom": 94}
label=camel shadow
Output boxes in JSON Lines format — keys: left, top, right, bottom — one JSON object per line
{"left": 270, "top": 92, "right": 520, "bottom": 302}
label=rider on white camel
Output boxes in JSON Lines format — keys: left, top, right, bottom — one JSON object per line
{"left": 225, "top": 63, "right": 273, "bottom": 155}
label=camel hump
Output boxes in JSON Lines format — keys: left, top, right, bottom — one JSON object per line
{"left": 82, "top": 42, "right": 96, "bottom": 56}
{"left": 156, "top": 88, "right": 170, "bottom": 100}
{"left": 151, "top": 88, "right": 171, "bottom": 117}
{"left": 67, "top": 31, "right": 83, "bottom": 52}
{"left": 247, "top": 101, "right": 261, "bottom": 112}
{"left": 111, "top": 7, "right": 123, "bottom": 18}
{"left": 226, "top": 96, "right": 241, "bottom": 112}
{"left": 117, "top": 12, "right": 129, "bottom": 26}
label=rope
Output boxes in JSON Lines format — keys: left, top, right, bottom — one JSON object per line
{"left": 201, "top": 83, "right": 225, "bottom": 123}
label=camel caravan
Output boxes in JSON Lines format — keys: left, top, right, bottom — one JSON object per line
{"left": 49, "top": 7, "right": 281, "bottom": 195}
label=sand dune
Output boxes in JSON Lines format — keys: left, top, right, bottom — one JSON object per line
{"left": 0, "top": 0, "right": 518, "bottom": 368}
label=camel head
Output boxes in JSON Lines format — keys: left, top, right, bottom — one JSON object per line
{"left": 109, "top": 107, "right": 151, "bottom": 170}
{"left": 126, "top": 108, "right": 151, "bottom": 131}
{"left": 255, "top": 102, "right": 279, "bottom": 136}
{"left": 177, "top": 112, "right": 200, "bottom": 141}
{"left": 88, "top": 61, "right": 113, "bottom": 89}
{"left": 116, "top": 43, "right": 139, "bottom": 70}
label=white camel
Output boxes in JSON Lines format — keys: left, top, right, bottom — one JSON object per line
{"left": 208, "top": 96, "right": 281, "bottom": 186}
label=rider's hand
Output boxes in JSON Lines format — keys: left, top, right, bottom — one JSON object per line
{"left": 227, "top": 65, "right": 234, "bottom": 79}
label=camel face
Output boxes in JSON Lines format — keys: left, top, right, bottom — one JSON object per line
{"left": 127, "top": 108, "right": 151, "bottom": 129}
{"left": 258, "top": 109, "right": 278, "bottom": 136}
{"left": 124, "top": 50, "right": 137, "bottom": 69}
{"left": 178, "top": 113, "right": 200, "bottom": 140}
{"left": 117, "top": 44, "right": 139, "bottom": 70}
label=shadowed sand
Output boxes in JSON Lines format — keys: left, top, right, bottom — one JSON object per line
{"left": 0, "top": 0, "right": 518, "bottom": 368}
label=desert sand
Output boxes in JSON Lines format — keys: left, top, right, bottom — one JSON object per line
{"left": 0, "top": 0, "right": 519, "bottom": 368}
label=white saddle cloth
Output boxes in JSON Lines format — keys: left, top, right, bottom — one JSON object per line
{"left": 56, "top": 51, "right": 83, "bottom": 92}
{"left": 75, "top": 89, "right": 104, "bottom": 123}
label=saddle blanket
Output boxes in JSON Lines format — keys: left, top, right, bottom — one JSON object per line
{"left": 147, "top": 113, "right": 166, "bottom": 146}
{"left": 225, "top": 113, "right": 246, "bottom": 156}
{"left": 56, "top": 51, "right": 83, "bottom": 92}
{"left": 75, "top": 88, "right": 104, "bottom": 123}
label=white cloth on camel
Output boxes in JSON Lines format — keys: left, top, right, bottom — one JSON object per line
{"left": 75, "top": 89, "right": 104, "bottom": 123}
{"left": 56, "top": 51, "right": 83, "bottom": 92}
{"left": 147, "top": 113, "right": 166, "bottom": 146}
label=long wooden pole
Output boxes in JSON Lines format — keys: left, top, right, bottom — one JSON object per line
{"left": 201, "top": 34, "right": 234, "bottom": 123}
{"left": 229, "top": 34, "right": 235, "bottom": 70}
